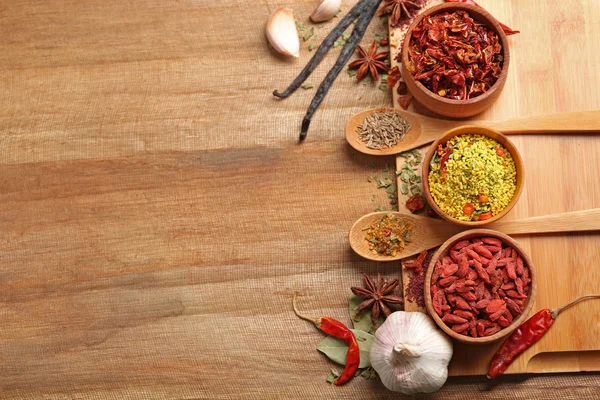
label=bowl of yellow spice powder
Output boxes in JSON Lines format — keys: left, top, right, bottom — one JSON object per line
{"left": 423, "top": 126, "right": 524, "bottom": 226}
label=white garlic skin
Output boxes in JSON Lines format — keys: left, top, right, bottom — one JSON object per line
{"left": 310, "top": 0, "right": 342, "bottom": 23}
{"left": 266, "top": 8, "right": 300, "bottom": 57}
{"left": 370, "top": 312, "right": 453, "bottom": 395}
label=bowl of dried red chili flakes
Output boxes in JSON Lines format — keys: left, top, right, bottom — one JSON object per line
{"left": 424, "top": 229, "right": 536, "bottom": 345}
{"left": 400, "top": 3, "right": 510, "bottom": 118}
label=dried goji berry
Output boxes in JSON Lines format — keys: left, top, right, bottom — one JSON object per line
{"left": 516, "top": 256, "right": 525, "bottom": 276}
{"left": 451, "top": 322, "right": 470, "bottom": 333}
{"left": 473, "top": 244, "right": 493, "bottom": 259}
{"left": 505, "top": 298, "right": 522, "bottom": 315}
{"left": 476, "top": 321, "right": 485, "bottom": 336}
{"left": 489, "top": 306, "right": 508, "bottom": 321}
{"left": 485, "top": 299, "right": 505, "bottom": 314}
{"left": 484, "top": 325, "right": 502, "bottom": 336}
{"left": 441, "top": 263, "right": 459, "bottom": 278}
{"left": 497, "top": 316, "right": 510, "bottom": 327}
{"left": 455, "top": 297, "right": 471, "bottom": 310}
{"left": 481, "top": 237, "right": 502, "bottom": 247}
{"left": 466, "top": 269, "right": 478, "bottom": 281}
{"left": 452, "top": 240, "right": 470, "bottom": 251}
{"left": 501, "top": 282, "right": 515, "bottom": 291}
{"left": 466, "top": 249, "right": 481, "bottom": 262}
{"left": 438, "top": 276, "right": 458, "bottom": 287}
{"left": 454, "top": 310, "right": 474, "bottom": 320}
{"left": 506, "top": 290, "right": 527, "bottom": 299}
{"left": 461, "top": 291, "right": 477, "bottom": 301}
{"left": 506, "top": 261, "right": 517, "bottom": 280}
{"left": 442, "top": 314, "right": 468, "bottom": 325}
{"left": 474, "top": 263, "right": 491, "bottom": 284}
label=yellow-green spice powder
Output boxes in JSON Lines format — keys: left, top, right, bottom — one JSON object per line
{"left": 428, "top": 134, "right": 517, "bottom": 221}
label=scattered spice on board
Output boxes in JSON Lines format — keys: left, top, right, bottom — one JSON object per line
{"left": 396, "top": 149, "right": 422, "bottom": 201}
{"left": 351, "top": 273, "right": 404, "bottom": 327}
{"left": 428, "top": 134, "right": 517, "bottom": 221}
{"left": 404, "top": 249, "right": 434, "bottom": 307}
{"left": 364, "top": 214, "right": 412, "bottom": 256}
{"left": 406, "top": 10, "right": 503, "bottom": 100}
{"left": 488, "top": 294, "right": 600, "bottom": 378}
{"left": 430, "top": 237, "right": 531, "bottom": 338}
{"left": 358, "top": 110, "right": 411, "bottom": 149}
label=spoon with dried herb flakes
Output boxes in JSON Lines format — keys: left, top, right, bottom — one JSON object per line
{"left": 349, "top": 209, "right": 600, "bottom": 261}
{"left": 346, "top": 108, "right": 600, "bottom": 156}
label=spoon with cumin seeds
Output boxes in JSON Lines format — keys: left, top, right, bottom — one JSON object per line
{"left": 346, "top": 108, "right": 600, "bottom": 156}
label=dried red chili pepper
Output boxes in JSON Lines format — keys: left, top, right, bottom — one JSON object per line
{"left": 444, "top": 0, "right": 520, "bottom": 36}
{"left": 293, "top": 293, "right": 360, "bottom": 385}
{"left": 403, "top": 249, "right": 428, "bottom": 274}
{"left": 487, "top": 294, "right": 600, "bottom": 378}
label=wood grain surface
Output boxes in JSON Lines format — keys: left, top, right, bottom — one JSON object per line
{"left": 393, "top": 0, "right": 600, "bottom": 379}
{"left": 1, "top": 0, "right": 599, "bottom": 398}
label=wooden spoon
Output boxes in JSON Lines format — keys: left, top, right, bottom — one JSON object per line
{"left": 349, "top": 209, "right": 600, "bottom": 261}
{"left": 345, "top": 108, "right": 600, "bottom": 156}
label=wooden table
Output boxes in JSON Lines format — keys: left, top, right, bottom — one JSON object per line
{"left": 1, "top": 0, "right": 599, "bottom": 398}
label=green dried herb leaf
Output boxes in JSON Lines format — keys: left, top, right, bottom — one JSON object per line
{"left": 308, "top": 43, "right": 315, "bottom": 51}
{"left": 374, "top": 206, "right": 385, "bottom": 212}
{"left": 395, "top": 170, "right": 402, "bottom": 176}
{"left": 386, "top": 184, "right": 397, "bottom": 195}
{"left": 380, "top": 73, "right": 389, "bottom": 81}
{"left": 360, "top": 367, "right": 378, "bottom": 380}
{"left": 301, "top": 82, "right": 314, "bottom": 90}
{"left": 371, "top": 195, "right": 376, "bottom": 202}
{"left": 411, "top": 184, "right": 421, "bottom": 194}
{"left": 342, "top": 31, "right": 351, "bottom": 40}
{"left": 347, "top": 69, "right": 357, "bottom": 79}
{"left": 295, "top": 20, "right": 306, "bottom": 31}
{"left": 412, "top": 175, "right": 422, "bottom": 183}
{"left": 334, "top": 39, "right": 343, "bottom": 48}
{"left": 303, "top": 27, "right": 314, "bottom": 41}
{"left": 374, "top": 33, "right": 385, "bottom": 41}
{"left": 378, "top": 83, "right": 388, "bottom": 92}
{"left": 335, "top": 9, "right": 342, "bottom": 17}
{"left": 400, "top": 183, "right": 409, "bottom": 195}
{"left": 317, "top": 329, "right": 374, "bottom": 369}
{"left": 400, "top": 171, "right": 411, "bottom": 183}
{"left": 326, "top": 368, "right": 340, "bottom": 384}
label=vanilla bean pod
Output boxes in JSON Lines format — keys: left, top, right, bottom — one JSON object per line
{"left": 272, "top": 0, "right": 369, "bottom": 99}
{"left": 300, "top": 0, "right": 382, "bottom": 141}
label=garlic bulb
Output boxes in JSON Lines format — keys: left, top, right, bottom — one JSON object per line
{"left": 310, "top": 0, "right": 342, "bottom": 23}
{"left": 370, "top": 312, "right": 453, "bottom": 394}
{"left": 266, "top": 8, "right": 300, "bottom": 58}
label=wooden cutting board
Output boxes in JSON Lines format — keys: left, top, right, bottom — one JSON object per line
{"left": 390, "top": 0, "right": 600, "bottom": 376}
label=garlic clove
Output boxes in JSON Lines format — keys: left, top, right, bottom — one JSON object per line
{"left": 310, "top": 0, "right": 342, "bottom": 23}
{"left": 266, "top": 8, "right": 300, "bottom": 58}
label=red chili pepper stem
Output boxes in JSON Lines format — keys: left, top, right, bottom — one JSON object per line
{"left": 292, "top": 293, "right": 321, "bottom": 326}
{"left": 550, "top": 294, "right": 600, "bottom": 319}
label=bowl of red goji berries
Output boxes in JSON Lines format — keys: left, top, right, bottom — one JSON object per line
{"left": 400, "top": 3, "right": 510, "bottom": 118}
{"left": 424, "top": 229, "right": 536, "bottom": 344}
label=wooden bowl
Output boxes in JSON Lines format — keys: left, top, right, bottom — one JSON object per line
{"left": 424, "top": 229, "right": 537, "bottom": 345}
{"left": 400, "top": 3, "right": 510, "bottom": 118}
{"left": 422, "top": 125, "right": 524, "bottom": 227}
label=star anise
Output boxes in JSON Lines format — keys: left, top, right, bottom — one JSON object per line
{"left": 351, "top": 273, "right": 404, "bottom": 327}
{"left": 378, "top": 0, "right": 425, "bottom": 27}
{"left": 347, "top": 41, "right": 389, "bottom": 81}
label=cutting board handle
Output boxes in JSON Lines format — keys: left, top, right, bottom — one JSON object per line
{"left": 488, "top": 209, "right": 600, "bottom": 235}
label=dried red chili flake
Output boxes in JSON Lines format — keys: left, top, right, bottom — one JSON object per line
{"left": 405, "top": 193, "right": 425, "bottom": 213}
{"left": 387, "top": 66, "right": 402, "bottom": 87}
{"left": 431, "top": 237, "right": 531, "bottom": 338}
{"left": 405, "top": 249, "right": 435, "bottom": 307}
{"left": 406, "top": 10, "right": 504, "bottom": 100}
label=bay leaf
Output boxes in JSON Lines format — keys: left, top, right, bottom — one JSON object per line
{"left": 349, "top": 295, "right": 374, "bottom": 333}
{"left": 316, "top": 329, "right": 374, "bottom": 369}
